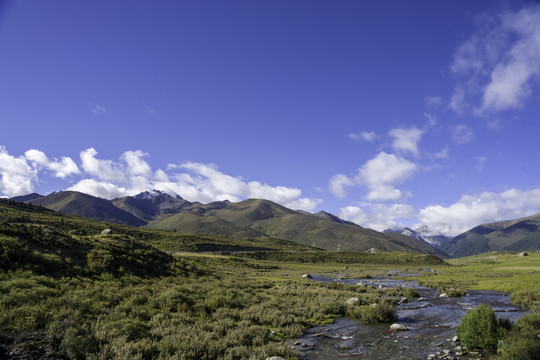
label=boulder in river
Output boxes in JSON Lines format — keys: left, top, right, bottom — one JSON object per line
{"left": 302, "top": 274, "right": 313, "bottom": 279}
{"left": 266, "top": 357, "right": 286, "bottom": 360}
{"left": 389, "top": 323, "right": 409, "bottom": 331}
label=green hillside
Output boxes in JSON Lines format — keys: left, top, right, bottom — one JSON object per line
{"left": 146, "top": 210, "right": 265, "bottom": 238}
{"left": 28, "top": 191, "right": 146, "bottom": 227}
{"left": 149, "top": 198, "right": 443, "bottom": 254}
{"left": 441, "top": 213, "right": 540, "bottom": 257}
{"left": 15, "top": 191, "right": 444, "bottom": 255}
{"left": 0, "top": 199, "right": 176, "bottom": 278}
{"left": 0, "top": 199, "right": 448, "bottom": 360}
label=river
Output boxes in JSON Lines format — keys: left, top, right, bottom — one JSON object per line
{"left": 292, "top": 274, "right": 529, "bottom": 359}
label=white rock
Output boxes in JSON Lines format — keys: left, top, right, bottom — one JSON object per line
{"left": 389, "top": 323, "right": 409, "bottom": 331}
{"left": 345, "top": 297, "right": 361, "bottom": 306}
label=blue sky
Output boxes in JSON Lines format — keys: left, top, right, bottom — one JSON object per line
{"left": 2, "top": 0, "right": 540, "bottom": 236}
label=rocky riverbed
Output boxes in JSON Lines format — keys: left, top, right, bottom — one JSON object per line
{"left": 291, "top": 275, "right": 529, "bottom": 360}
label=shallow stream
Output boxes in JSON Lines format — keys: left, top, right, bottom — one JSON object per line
{"left": 292, "top": 274, "right": 529, "bottom": 359}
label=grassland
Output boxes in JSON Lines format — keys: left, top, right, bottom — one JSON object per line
{"left": 0, "top": 199, "right": 444, "bottom": 359}
{"left": 1, "top": 199, "right": 538, "bottom": 359}
{"left": 406, "top": 251, "right": 540, "bottom": 310}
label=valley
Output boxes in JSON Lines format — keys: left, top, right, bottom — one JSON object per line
{"left": 0, "top": 199, "right": 538, "bottom": 359}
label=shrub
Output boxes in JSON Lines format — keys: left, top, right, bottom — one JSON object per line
{"left": 403, "top": 287, "right": 420, "bottom": 298}
{"left": 456, "top": 304, "right": 511, "bottom": 352}
{"left": 496, "top": 312, "right": 540, "bottom": 360}
{"left": 511, "top": 290, "right": 540, "bottom": 310}
{"left": 321, "top": 301, "right": 346, "bottom": 316}
{"left": 347, "top": 303, "right": 397, "bottom": 323}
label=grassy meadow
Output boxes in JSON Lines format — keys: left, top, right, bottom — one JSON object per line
{"left": 407, "top": 251, "right": 540, "bottom": 311}
{"left": 1, "top": 199, "right": 539, "bottom": 359}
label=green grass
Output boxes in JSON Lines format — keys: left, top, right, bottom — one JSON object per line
{"left": 234, "top": 250, "right": 447, "bottom": 265}
{"left": 0, "top": 198, "right": 442, "bottom": 359}
{"left": 1, "top": 199, "right": 538, "bottom": 359}
{"left": 410, "top": 251, "right": 540, "bottom": 307}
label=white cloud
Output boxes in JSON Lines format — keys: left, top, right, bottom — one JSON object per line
{"left": 389, "top": 127, "right": 424, "bottom": 156}
{"left": 75, "top": 154, "right": 323, "bottom": 210}
{"left": 339, "top": 203, "right": 417, "bottom": 231}
{"left": 479, "top": 6, "right": 540, "bottom": 113}
{"left": 24, "top": 149, "right": 80, "bottom": 179}
{"left": 0, "top": 146, "right": 321, "bottom": 211}
{"left": 122, "top": 150, "right": 152, "bottom": 176}
{"left": 451, "top": 5, "right": 540, "bottom": 114}
{"left": 423, "top": 112, "right": 437, "bottom": 128}
{"left": 349, "top": 131, "right": 379, "bottom": 142}
{"left": 80, "top": 148, "right": 125, "bottom": 182}
{"left": 90, "top": 103, "right": 107, "bottom": 115}
{"left": 0, "top": 146, "right": 37, "bottom": 197}
{"left": 434, "top": 147, "right": 449, "bottom": 159}
{"left": 329, "top": 174, "right": 354, "bottom": 199}
{"left": 171, "top": 162, "right": 322, "bottom": 211}
{"left": 452, "top": 124, "right": 474, "bottom": 144}
{"left": 449, "top": 87, "right": 466, "bottom": 115}
{"left": 475, "top": 156, "right": 487, "bottom": 172}
{"left": 68, "top": 179, "right": 128, "bottom": 199}
{"left": 356, "top": 152, "right": 416, "bottom": 202}
{"left": 419, "top": 188, "right": 540, "bottom": 236}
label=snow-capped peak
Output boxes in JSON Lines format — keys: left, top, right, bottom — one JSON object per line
{"left": 134, "top": 190, "right": 183, "bottom": 201}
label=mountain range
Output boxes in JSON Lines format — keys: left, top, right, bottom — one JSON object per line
{"left": 12, "top": 190, "right": 446, "bottom": 256}
{"left": 12, "top": 190, "right": 540, "bottom": 257}
{"left": 439, "top": 212, "right": 540, "bottom": 257}
{"left": 384, "top": 226, "right": 450, "bottom": 248}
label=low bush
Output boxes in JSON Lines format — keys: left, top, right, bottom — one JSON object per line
{"left": 511, "top": 290, "right": 540, "bottom": 310}
{"left": 456, "top": 304, "right": 511, "bottom": 352}
{"left": 496, "top": 312, "right": 540, "bottom": 360}
{"left": 403, "top": 287, "right": 420, "bottom": 298}
{"left": 347, "top": 303, "right": 397, "bottom": 324}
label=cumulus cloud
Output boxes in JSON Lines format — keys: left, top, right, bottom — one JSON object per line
{"left": 348, "top": 131, "right": 379, "bottom": 142}
{"left": 356, "top": 152, "right": 416, "bottom": 202}
{"left": 164, "top": 162, "right": 322, "bottom": 210}
{"left": 339, "top": 203, "right": 417, "bottom": 231}
{"left": 80, "top": 148, "right": 126, "bottom": 182}
{"left": 419, "top": 188, "right": 540, "bottom": 236}
{"left": 389, "top": 127, "right": 424, "bottom": 156}
{"left": 0, "top": 146, "right": 321, "bottom": 211}
{"left": 24, "top": 149, "right": 80, "bottom": 179}
{"left": 68, "top": 179, "right": 128, "bottom": 199}
{"left": 329, "top": 174, "right": 354, "bottom": 199}
{"left": 73, "top": 153, "right": 322, "bottom": 210}
{"left": 451, "top": 5, "right": 540, "bottom": 114}
{"left": 0, "top": 147, "right": 37, "bottom": 197}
